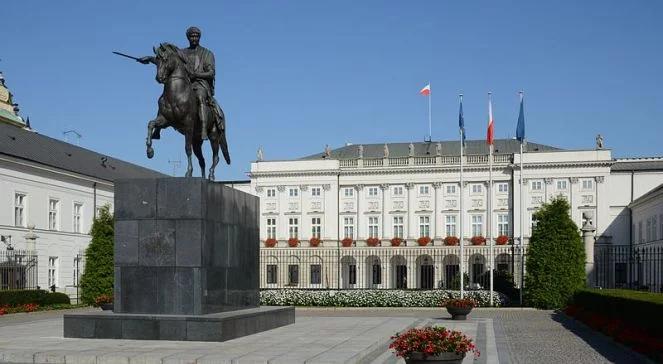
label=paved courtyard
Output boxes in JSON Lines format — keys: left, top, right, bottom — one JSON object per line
{"left": 0, "top": 307, "right": 647, "bottom": 363}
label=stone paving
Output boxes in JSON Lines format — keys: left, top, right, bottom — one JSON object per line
{"left": 0, "top": 307, "right": 648, "bottom": 364}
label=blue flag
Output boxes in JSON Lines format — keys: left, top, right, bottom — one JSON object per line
{"left": 516, "top": 95, "right": 525, "bottom": 142}
{"left": 459, "top": 98, "right": 466, "bottom": 147}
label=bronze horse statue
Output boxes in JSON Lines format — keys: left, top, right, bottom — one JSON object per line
{"left": 145, "top": 43, "right": 230, "bottom": 180}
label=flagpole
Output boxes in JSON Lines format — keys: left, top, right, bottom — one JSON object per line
{"left": 459, "top": 93, "right": 465, "bottom": 300}
{"left": 488, "top": 92, "right": 494, "bottom": 307}
{"left": 518, "top": 90, "right": 525, "bottom": 307}
{"left": 428, "top": 81, "right": 432, "bottom": 142}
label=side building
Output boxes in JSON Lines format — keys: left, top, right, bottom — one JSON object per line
{"left": 249, "top": 140, "right": 663, "bottom": 291}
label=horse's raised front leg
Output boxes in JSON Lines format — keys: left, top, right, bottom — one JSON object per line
{"left": 146, "top": 115, "right": 166, "bottom": 159}
{"left": 184, "top": 132, "right": 193, "bottom": 177}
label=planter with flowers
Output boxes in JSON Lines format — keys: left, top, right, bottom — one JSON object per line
{"left": 495, "top": 235, "right": 509, "bottom": 245}
{"left": 443, "top": 236, "right": 459, "bottom": 246}
{"left": 95, "top": 294, "right": 114, "bottom": 311}
{"left": 470, "top": 236, "right": 486, "bottom": 246}
{"left": 366, "top": 237, "right": 380, "bottom": 247}
{"left": 443, "top": 298, "right": 476, "bottom": 320}
{"left": 389, "top": 326, "right": 479, "bottom": 364}
{"left": 417, "top": 236, "right": 432, "bottom": 246}
{"left": 287, "top": 238, "right": 300, "bottom": 247}
{"left": 390, "top": 237, "right": 403, "bottom": 247}
{"left": 341, "top": 237, "right": 354, "bottom": 247}
{"left": 264, "top": 238, "right": 277, "bottom": 248}
{"left": 309, "top": 237, "right": 321, "bottom": 247}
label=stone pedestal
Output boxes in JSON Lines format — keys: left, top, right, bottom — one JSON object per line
{"left": 64, "top": 177, "right": 294, "bottom": 341}
{"left": 581, "top": 213, "right": 597, "bottom": 287}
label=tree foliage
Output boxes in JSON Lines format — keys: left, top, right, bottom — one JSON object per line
{"left": 525, "top": 197, "right": 585, "bottom": 309}
{"left": 79, "top": 205, "right": 114, "bottom": 306}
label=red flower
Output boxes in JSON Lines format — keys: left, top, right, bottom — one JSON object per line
{"left": 417, "top": 236, "right": 431, "bottom": 246}
{"left": 495, "top": 235, "right": 509, "bottom": 245}
{"left": 94, "top": 294, "right": 113, "bottom": 306}
{"left": 341, "top": 237, "right": 354, "bottom": 247}
{"left": 390, "top": 237, "right": 403, "bottom": 246}
{"left": 443, "top": 298, "right": 477, "bottom": 309}
{"left": 309, "top": 237, "right": 322, "bottom": 247}
{"left": 287, "top": 238, "right": 299, "bottom": 247}
{"left": 366, "top": 237, "right": 380, "bottom": 247}
{"left": 470, "top": 236, "right": 486, "bottom": 245}
{"left": 389, "top": 326, "right": 480, "bottom": 359}
{"left": 444, "top": 236, "right": 459, "bottom": 246}
{"left": 264, "top": 238, "right": 277, "bottom": 247}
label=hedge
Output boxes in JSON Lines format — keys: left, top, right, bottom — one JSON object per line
{"left": 260, "top": 289, "right": 509, "bottom": 307}
{"left": 0, "top": 290, "right": 70, "bottom": 306}
{"left": 571, "top": 288, "right": 663, "bottom": 334}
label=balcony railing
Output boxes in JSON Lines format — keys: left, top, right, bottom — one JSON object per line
{"left": 339, "top": 154, "right": 513, "bottom": 169}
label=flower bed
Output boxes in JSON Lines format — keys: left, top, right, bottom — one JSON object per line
{"left": 341, "top": 238, "right": 354, "bottom": 247}
{"left": 309, "top": 237, "right": 321, "bottom": 247}
{"left": 390, "top": 238, "right": 402, "bottom": 246}
{"left": 470, "top": 236, "right": 486, "bottom": 245}
{"left": 260, "top": 289, "right": 508, "bottom": 307}
{"left": 366, "top": 237, "right": 380, "bottom": 247}
{"left": 495, "top": 235, "right": 509, "bottom": 245}
{"left": 416, "top": 236, "right": 431, "bottom": 246}
{"left": 264, "top": 238, "right": 277, "bottom": 248}
{"left": 444, "top": 236, "right": 459, "bottom": 246}
{"left": 390, "top": 326, "right": 479, "bottom": 360}
{"left": 287, "top": 238, "right": 299, "bottom": 247}
{"left": 565, "top": 289, "right": 663, "bottom": 360}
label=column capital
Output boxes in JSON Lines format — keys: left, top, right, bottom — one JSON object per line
{"left": 432, "top": 182, "right": 443, "bottom": 189}
{"left": 379, "top": 183, "right": 390, "bottom": 191}
{"left": 570, "top": 177, "right": 579, "bottom": 184}
{"left": 354, "top": 184, "right": 364, "bottom": 191}
{"left": 299, "top": 184, "right": 309, "bottom": 191}
{"left": 255, "top": 186, "right": 264, "bottom": 193}
{"left": 277, "top": 185, "right": 286, "bottom": 192}
{"left": 544, "top": 178, "right": 553, "bottom": 185}
{"left": 322, "top": 184, "right": 331, "bottom": 191}
{"left": 405, "top": 183, "right": 415, "bottom": 190}
{"left": 595, "top": 176, "right": 605, "bottom": 184}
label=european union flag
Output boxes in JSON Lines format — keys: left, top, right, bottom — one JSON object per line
{"left": 516, "top": 95, "right": 525, "bottom": 142}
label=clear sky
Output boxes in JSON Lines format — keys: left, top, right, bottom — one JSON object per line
{"left": 2, "top": 1, "right": 662, "bottom": 180}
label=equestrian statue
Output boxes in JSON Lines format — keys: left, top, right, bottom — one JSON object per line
{"left": 116, "top": 26, "right": 230, "bottom": 180}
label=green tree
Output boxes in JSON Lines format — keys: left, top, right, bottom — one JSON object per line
{"left": 79, "top": 205, "right": 114, "bottom": 306}
{"left": 525, "top": 197, "right": 585, "bottom": 309}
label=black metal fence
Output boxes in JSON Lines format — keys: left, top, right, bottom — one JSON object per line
{"left": 0, "top": 250, "right": 38, "bottom": 290}
{"left": 259, "top": 245, "right": 525, "bottom": 292}
{"left": 594, "top": 244, "right": 663, "bottom": 293}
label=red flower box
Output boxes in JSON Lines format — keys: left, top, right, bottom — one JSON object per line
{"left": 309, "top": 237, "right": 321, "bottom": 247}
{"left": 390, "top": 237, "right": 403, "bottom": 246}
{"left": 366, "top": 237, "right": 380, "bottom": 247}
{"left": 471, "top": 236, "right": 486, "bottom": 245}
{"left": 417, "top": 236, "right": 431, "bottom": 246}
{"left": 287, "top": 238, "right": 299, "bottom": 247}
{"left": 495, "top": 235, "right": 509, "bottom": 245}
{"left": 264, "top": 238, "right": 277, "bottom": 248}
{"left": 341, "top": 237, "right": 354, "bottom": 247}
{"left": 444, "top": 236, "right": 459, "bottom": 246}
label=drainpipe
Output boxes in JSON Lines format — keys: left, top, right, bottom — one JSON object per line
{"left": 93, "top": 182, "right": 97, "bottom": 219}
{"left": 337, "top": 172, "right": 341, "bottom": 289}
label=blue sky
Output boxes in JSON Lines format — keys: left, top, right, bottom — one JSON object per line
{"left": 2, "top": 1, "right": 662, "bottom": 180}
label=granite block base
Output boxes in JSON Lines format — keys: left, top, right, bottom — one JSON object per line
{"left": 63, "top": 306, "right": 294, "bottom": 342}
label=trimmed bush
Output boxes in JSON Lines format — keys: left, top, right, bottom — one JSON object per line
{"left": 260, "top": 289, "right": 509, "bottom": 307}
{"left": 79, "top": 205, "right": 114, "bottom": 306}
{"left": 0, "top": 290, "right": 70, "bottom": 306}
{"left": 525, "top": 197, "right": 585, "bottom": 309}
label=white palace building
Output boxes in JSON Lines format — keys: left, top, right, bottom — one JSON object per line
{"left": 250, "top": 140, "right": 663, "bottom": 291}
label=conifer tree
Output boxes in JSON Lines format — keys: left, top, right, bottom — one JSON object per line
{"left": 525, "top": 197, "right": 585, "bottom": 309}
{"left": 79, "top": 205, "right": 114, "bottom": 306}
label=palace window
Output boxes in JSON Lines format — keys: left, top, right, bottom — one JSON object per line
{"left": 471, "top": 184, "right": 482, "bottom": 194}
{"left": 368, "top": 216, "right": 379, "bottom": 238}
{"left": 288, "top": 265, "right": 299, "bottom": 285}
{"left": 419, "top": 216, "right": 430, "bottom": 237}
{"left": 343, "top": 217, "right": 354, "bottom": 239}
{"left": 372, "top": 264, "right": 381, "bottom": 285}
{"left": 344, "top": 188, "right": 354, "bottom": 197}
{"left": 471, "top": 215, "right": 483, "bottom": 237}
{"left": 311, "top": 217, "right": 321, "bottom": 239}
{"left": 266, "top": 218, "right": 277, "bottom": 239}
{"left": 393, "top": 216, "right": 404, "bottom": 239}
{"left": 446, "top": 185, "right": 457, "bottom": 194}
{"left": 638, "top": 221, "right": 643, "bottom": 243}
{"left": 582, "top": 179, "right": 593, "bottom": 190}
{"left": 445, "top": 215, "right": 457, "bottom": 237}
{"left": 498, "top": 214, "right": 509, "bottom": 236}
{"left": 14, "top": 193, "right": 26, "bottom": 227}
{"left": 348, "top": 264, "right": 357, "bottom": 285}
{"left": 310, "top": 264, "right": 321, "bottom": 285}
{"left": 498, "top": 183, "right": 508, "bottom": 193}
{"left": 73, "top": 203, "right": 83, "bottom": 233}
{"left": 557, "top": 180, "right": 568, "bottom": 190}
{"left": 531, "top": 181, "right": 542, "bottom": 191}
{"left": 311, "top": 187, "right": 321, "bottom": 197}
{"left": 393, "top": 186, "right": 403, "bottom": 196}
{"left": 267, "top": 188, "right": 276, "bottom": 197}
{"left": 288, "top": 218, "right": 299, "bottom": 239}
{"left": 266, "top": 265, "right": 277, "bottom": 284}
{"left": 368, "top": 187, "right": 378, "bottom": 197}
{"left": 419, "top": 185, "right": 430, "bottom": 195}
{"left": 288, "top": 188, "right": 299, "bottom": 197}
{"left": 48, "top": 257, "right": 58, "bottom": 288}
{"left": 48, "top": 199, "right": 60, "bottom": 231}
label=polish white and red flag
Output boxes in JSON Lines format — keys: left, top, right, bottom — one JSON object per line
{"left": 419, "top": 83, "right": 431, "bottom": 96}
{"left": 487, "top": 97, "right": 495, "bottom": 145}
